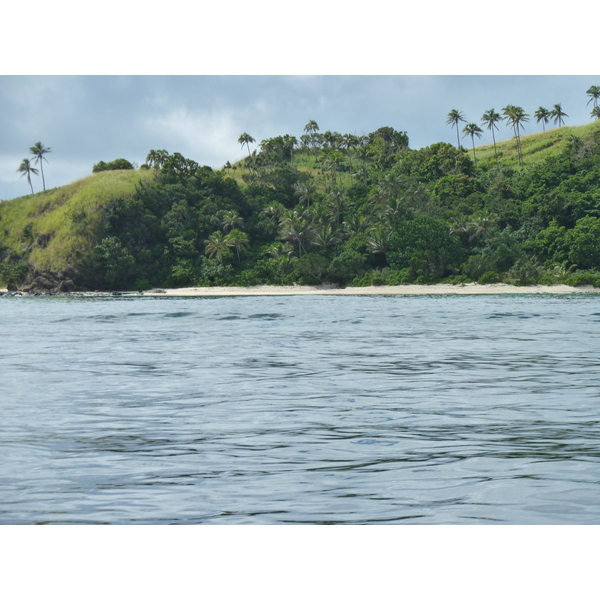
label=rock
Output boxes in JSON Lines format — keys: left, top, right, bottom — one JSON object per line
{"left": 57, "top": 280, "right": 75, "bottom": 293}
{"left": 35, "top": 276, "right": 55, "bottom": 290}
{"left": 7, "top": 282, "right": 18, "bottom": 292}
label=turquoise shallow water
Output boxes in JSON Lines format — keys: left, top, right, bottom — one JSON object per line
{"left": 1, "top": 293, "right": 599, "bottom": 524}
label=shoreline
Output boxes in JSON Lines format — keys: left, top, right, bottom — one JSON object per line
{"left": 1, "top": 283, "right": 598, "bottom": 297}
{"left": 142, "top": 283, "right": 599, "bottom": 297}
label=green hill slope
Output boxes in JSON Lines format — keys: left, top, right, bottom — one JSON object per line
{"left": 472, "top": 120, "right": 600, "bottom": 168}
{"left": 0, "top": 169, "right": 155, "bottom": 287}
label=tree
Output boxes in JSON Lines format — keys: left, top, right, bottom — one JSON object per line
{"left": 16, "top": 158, "right": 39, "bottom": 195}
{"left": 481, "top": 109, "right": 501, "bottom": 163}
{"left": 221, "top": 209, "right": 244, "bottom": 232}
{"left": 591, "top": 106, "right": 600, "bottom": 121}
{"left": 534, "top": 107, "right": 551, "bottom": 131}
{"left": 238, "top": 133, "right": 255, "bottom": 159}
{"left": 446, "top": 109, "right": 466, "bottom": 149}
{"left": 92, "top": 158, "right": 134, "bottom": 173}
{"left": 204, "top": 231, "right": 232, "bottom": 264}
{"left": 145, "top": 149, "right": 168, "bottom": 170}
{"left": 502, "top": 105, "right": 529, "bottom": 166}
{"left": 29, "top": 142, "right": 51, "bottom": 191}
{"left": 586, "top": 85, "right": 600, "bottom": 108}
{"left": 462, "top": 123, "right": 483, "bottom": 164}
{"left": 225, "top": 229, "right": 250, "bottom": 262}
{"left": 294, "top": 179, "right": 318, "bottom": 209}
{"left": 550, "top": 103, "right": 568, "bottom": 127}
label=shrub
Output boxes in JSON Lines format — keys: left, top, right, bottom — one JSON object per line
{"left": 564, "top": 271, "right": 600, "bottom": 287}
{"left": 0, "top": 262, "right": 28, "bottom": 285}
{"left": 478, "top": 271, "right": 501, "bottom": 284}
{"left": 93, "top": 158, "right": 134, "bottom": 173}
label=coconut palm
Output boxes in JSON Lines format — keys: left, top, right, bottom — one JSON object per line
{"left": 304, "top": 120, "right": 320, "bottom": 156}
{"left": 325, "top": 187, "right": 347, "bottom": 224}
{"left": 343, "top": 214, "right": 370, "bottom": 236}
{"left": 294, "top": 179, "right": 318, "bottom": 210}
{"left": 446, "top": 109, "right": 466, "bottom": 149}
{"left": 238, "top": 133, "right": 255, "bottom": 158}
{"left": 502, "top": 105, "right": 529, "bottom": 166}
{"left": 17, "top": 158, "right": 39, "bottom": 195}
{"left": 462, "top": 123, "right": 483, "bottom": 164}
{"left": 586, "top": 85, "right": 600, "bottom": 108}
{"left": 145, "top": 149, "right": 159, "bottom": 168}
{"left": 221, "top": 209, "right": 244, "bottom": 232}
{"left": 310, "top": 225, "right": 341, "bottom": 252}
{"left": 591, "top": 106, "right": 600, "bottom": 121}
{"left": 225, "top": 229, "right": 250, "bottom": 262}
{"left": 204, "top": 231, "right": 231, "bottom": 264}
{"left": 29, "top": 142, "right": 51, "bottom": 191}
{"left": 534, "top": 107, "right": 551, "bottom": 131}
{"left": 366, "top": 228, "right": 391, "bottom": 260}
{"left": 550, "top": 104, "right": 568, "bottom": 127}
{"left": 279, "top": 209, "right": 312, "bottom": 256}
{"left": 481, "top": 109, "right": 501, "bottom": 164}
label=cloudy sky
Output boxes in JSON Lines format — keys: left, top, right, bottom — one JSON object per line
{"left": 3, "top": 75, "right": 599, "bottom": 201}
{"left": 1, "top": 2, "right": 597, "bottom": 201}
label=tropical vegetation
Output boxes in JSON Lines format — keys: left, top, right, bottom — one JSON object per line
{"left": 3, "top": 87, "right": 600, "bottom": 292}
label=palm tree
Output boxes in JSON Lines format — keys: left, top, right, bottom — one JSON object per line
{"left": 550, "top": 104, "right": 568, "bottom": 127}
{"left": 29, "top": 142, "right": 51, "bottom": 191}
{"left": 155, "top": 149, "right": 169, "bottom": 169}
{"left": 534, "top": 107, "right": 551, "bottom": 131}
{"left": 294, "top": 179, "right": 318, "bottom": 210}
{"left": 462, "top": 123, "right": 483, "bottom": 164}
{"left": 591, "top": 106, "right": 600, "bottom": 121}
{"left": 446, "top": 109, "right": 466, "bottom": 149}
{"left": 481, "top": 109, "right": 501, "bottom": 164}
{"left": 221, "top": 209, "right": 244, "bottom": 232}
{"left": 204, "top": 231, "right": 231, "bottom": 264}
{"left": 145, "top": 149, "right": 159, "bottom": 169}
{"left": 366, "top": 228, "right": 391, "bottom": 261}
{"left": 17, "top": 158, "right": 39, "bottom": 195}
{"left": 304, "top": 120, "right": 320, "bottom": 157}
{"left": 310, "top": 225, "right": 340, "bottom": 252}
{"left": 224, "top": 229, "right": 250, "bottom": 262}
{"left": 238, "top": 133, "right": 255, "bottom": 159}
{"left": 279, "top": 209, "right": 312, "bottom": 256}
{"left": 502, "top": 105, "right": 529, "bottom": 166}
{"left": 586, "top": 85, "right": 600, "bottom": 108}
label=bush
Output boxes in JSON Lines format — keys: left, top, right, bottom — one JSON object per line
{"left": 478, "top": 271, "right": 501, "bottom": 284}
{"left": 564, "top": 271, "right": 600, "bottom": 287}
{"left": 0, "top": 262, "right": 28, "bottom": 285}
{"left": 327, "top": 250, "right": 366, "bottom": 284}
{"left": 93, "top": 158, "right": 134, "bottom": 173}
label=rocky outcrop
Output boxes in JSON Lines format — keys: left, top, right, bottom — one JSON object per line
{"left": 16, "top": 266, "right": 78, "bottom": 294}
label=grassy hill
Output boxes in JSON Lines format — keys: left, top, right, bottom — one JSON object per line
{"left": 471, "top": 120, "right": 600, "bottom": 168}
{"left": 0, "top": 169, "right": 155, "bottom": 283}
{"left": 2, "top": 119, "right": 600, "bottom": 291}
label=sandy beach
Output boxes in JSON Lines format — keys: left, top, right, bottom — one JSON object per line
{"left": 142, "top": 283, "right": 599, "bottom": 297}
{"left": 1, "top": 283, "right": 598, "bottom": 296}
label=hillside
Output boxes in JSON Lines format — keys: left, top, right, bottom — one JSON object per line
{"left": 0, "top": 169, "right": 155, "bottom": 290}
{"left": 2, "top": 120, "right": 600, "bottom": 292}
{"left": 471, "top": 120, "right": 600, "bottom": 168}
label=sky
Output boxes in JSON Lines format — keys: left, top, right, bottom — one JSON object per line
{"left": 2, "top": 75, "right": 599, "bottom": 201}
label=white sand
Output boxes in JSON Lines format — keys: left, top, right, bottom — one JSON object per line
{"left": 2, "top": 284, "right": 597, "bottom": 296}
{"left": 143, "top": 283, "right": 599, "bottom": 297}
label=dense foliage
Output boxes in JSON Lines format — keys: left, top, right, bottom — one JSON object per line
{"left": 80, "top": 123, "right": 600, "bottom": 290}
{"left": 3, "top": 121, "right": 600, "bottom": 290}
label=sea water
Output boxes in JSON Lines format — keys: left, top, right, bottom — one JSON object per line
{"left": 1, "top": 293, "right": 599, "bottom": 524}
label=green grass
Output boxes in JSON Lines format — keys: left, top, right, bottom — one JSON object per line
{"left": 0, "top": 169, "right": 155, "bottom": 273}
{"left": 472, "top": 120, "right": 600, "bottom": 168}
